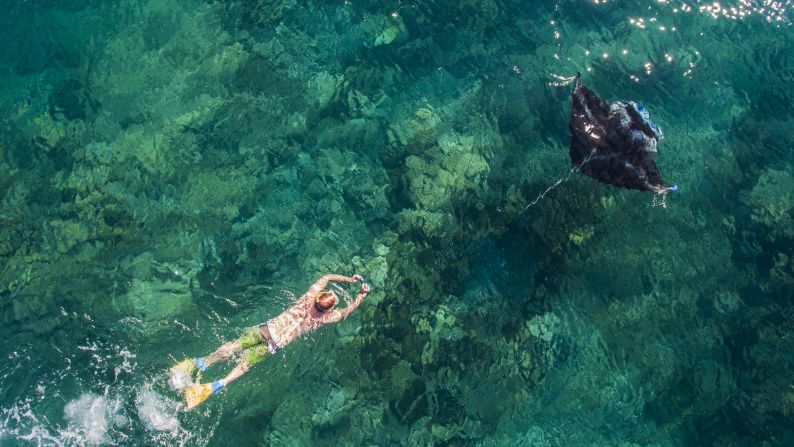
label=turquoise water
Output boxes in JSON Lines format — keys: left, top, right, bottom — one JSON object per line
{"left": 1, "top": 0, "right": 792, "bottom": 445}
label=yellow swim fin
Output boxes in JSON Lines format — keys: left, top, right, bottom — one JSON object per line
{"left": 184, "top": 383, "right": 213, "bottom": 410}
{"left": 169, "top": 358, "right": 203, "bottom": 392}
{"left": 184, "top": 380, "right": 224, "bottom": 410}
{"left": 169, "top": 359, "right": 196, "bottom": 377}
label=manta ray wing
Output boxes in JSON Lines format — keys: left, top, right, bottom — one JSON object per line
{"left": 569, "top": 73, "right": 668, "bottom": 193}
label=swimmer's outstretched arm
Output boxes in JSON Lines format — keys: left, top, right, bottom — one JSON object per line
{"left": 307, "top": 274, "right": 363, "bottom": 295}
{"left": 322, "top": 283, "right": 370, "bottom": 324}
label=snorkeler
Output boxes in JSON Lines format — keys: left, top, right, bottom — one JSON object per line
{"left": 169, "top": 274, "right": 370, "bottom": 410}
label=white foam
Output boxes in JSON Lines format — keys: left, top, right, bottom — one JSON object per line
{"left": 168, "top": 367, "right": 194, "bottom": 392}
{"left": 136, "top": 388, "right": 180, "bottom": 433}
{"left": 2, "top": 401, "right": 66, "bottom": 447}
{"left": 63, "top": 394, "right": 110, "bottom": 445}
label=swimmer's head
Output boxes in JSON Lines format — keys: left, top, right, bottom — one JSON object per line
{"left": 315, "top": 290, "right": 338, "bottom": 312}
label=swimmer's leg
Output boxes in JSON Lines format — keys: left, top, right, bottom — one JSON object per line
{"left": 203, "top": 341, "right": 242, "bottom": 366}
{"left": 169, "top": 340, "right": 242, "bottom": 391}
{"left": 184, "top": 345, "right": 269, "bottom": 410}
{"left": 202, "top": 324, "right": 264, "bottom": 367}
{"left": 219, "top": 358, "right": 251, "bottom": 386}
{"left": 171, "top": 326, "right": 263, "bottom": 391}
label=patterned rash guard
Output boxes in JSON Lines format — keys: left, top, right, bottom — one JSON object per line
{"left": 265, "top": 293, "right": 350, "bottom": 349}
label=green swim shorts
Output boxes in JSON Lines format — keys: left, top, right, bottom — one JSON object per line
{"left": 238, "top": 326, "right": 272, "bottom": 366}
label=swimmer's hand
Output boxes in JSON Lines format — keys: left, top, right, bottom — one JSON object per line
{"left": 352, "top": 274, "right": 364, "bottom": 283}
{"left": 332, "top": 281, "right": 370, "bottom": 321}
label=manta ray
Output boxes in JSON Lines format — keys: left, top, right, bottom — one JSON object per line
{"left": 569, "top": 73, "right": 676, "bottom": 196}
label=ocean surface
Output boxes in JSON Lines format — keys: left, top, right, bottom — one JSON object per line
{"left": 1, "top": 1, "right": 792, "bottom": 445}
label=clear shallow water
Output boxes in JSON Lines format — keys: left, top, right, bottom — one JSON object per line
{"left": 1, "top": 0, "right": 792, "bottom": 445}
